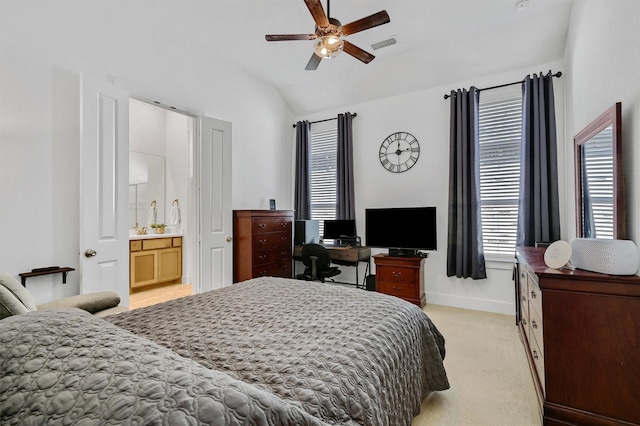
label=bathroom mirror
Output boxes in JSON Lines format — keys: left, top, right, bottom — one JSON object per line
{"left": 574, "top": 102, "right": 624, "bottom": 239}
{"left": 129, "top": 152, "right": 165, "bottom": 228}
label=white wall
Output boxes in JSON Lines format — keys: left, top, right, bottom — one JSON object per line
{"left": 0, "top": 26, "right": 294, "bottom": 304}
{"left": 293, "top": 0, "right": 640, "bottom": 315}
{"left": 297, "top": 61, "right": 566, "bottom": 315}
{"left": 564, "top": 0, "right": 640, "bottom": 244}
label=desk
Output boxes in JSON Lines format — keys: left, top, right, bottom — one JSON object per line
{"left": 293, "top": 245, "right": 371, "bottom": 287}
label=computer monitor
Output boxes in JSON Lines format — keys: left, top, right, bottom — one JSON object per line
{"left": 323, "top": 219, "right": 357, "bottom": 241}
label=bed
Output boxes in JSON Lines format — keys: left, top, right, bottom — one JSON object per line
{"left": 1, "top": 276, "right": 449, "bottom": 425}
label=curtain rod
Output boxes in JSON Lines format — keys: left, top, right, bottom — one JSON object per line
{"left": 292, "top": 112, "right": 357, "bottom": 128}
{"left": 443, "top": 71, "right": 562, "bottom": 100}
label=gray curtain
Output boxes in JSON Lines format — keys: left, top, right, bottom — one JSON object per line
{"left": 517, "top": 71, "right": 560, "bottom": 246}
{"left": 294, "top": 120, "right": 311, "bottom": 220}
{"left": 447, "top": 88, "right": 487, "bottom": 280}
{"left": 336, "top": 113, "right": 355, "bottom": 220}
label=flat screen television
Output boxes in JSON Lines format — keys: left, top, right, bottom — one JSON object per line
{"left": 365, "top": 207, "right": 437, "bottom": 256}
{"left": 323, "top": 219, "right": 357, "bottom": 241}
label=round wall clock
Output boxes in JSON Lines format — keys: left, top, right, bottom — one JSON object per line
{"left": 379, "top": 131, "right": 420, "bottom": 173}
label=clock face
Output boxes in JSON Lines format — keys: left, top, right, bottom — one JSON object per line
{"left": 379, "top": 132, "right": 420, "bottom": 173}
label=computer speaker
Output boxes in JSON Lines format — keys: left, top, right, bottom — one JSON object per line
{"left": 570, "top": 238, "right": 640, "bottom": 275}
{"left": 294, "top": 220, "right": 319, "bottom": 246}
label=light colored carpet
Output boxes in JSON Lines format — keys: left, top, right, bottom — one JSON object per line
{"left": 413, "top": 304, "right": 541, "bottom": 426}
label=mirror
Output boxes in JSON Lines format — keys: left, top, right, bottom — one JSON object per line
{"left": 575, "top": 102, "right": 624, "bottom": 239}
{"left": 129, "top": 152, "right": 165, "bottom": 228}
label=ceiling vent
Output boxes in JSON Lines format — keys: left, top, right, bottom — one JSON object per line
{"left": 370, "top": 37, "right": 397, "bottom": 51}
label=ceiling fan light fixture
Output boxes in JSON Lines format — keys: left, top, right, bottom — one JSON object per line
{"left": 314, "top": 35, "right": 343, "bottom": 58}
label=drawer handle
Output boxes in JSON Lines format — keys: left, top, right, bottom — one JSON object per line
{"left": 392, "top": 271, "right": 402, "bottom": 277}
{"left": 259, "top": 223, "right": 267, "bottom": 229}
{"left": 532, "top": 350, "right": 539, "bottom": 360}
{"left": 280, "top": 222, "right": 288, "bottom": 228}
{"left": 281, "top": 237, "right": 287, "bottom": 241}
{"left": 521, "top": 318, "right": 527, "bottom": 326}
{"left": 522, "top": 295, "right": 526, "bottom": 302}
{"left": 259, "top": 255, "right": 267, "bottom": 260}
{"left": 531, "top": 320, "right": 538, "bottom": 329}
{"left": 392, "top": 286, "right": 402, "bottom": 292}
{"left": 281, "top": 251, "right": 287, "bottom": 256}
{"left": 530, "top": 290, "right": 537, "bottom": 299}
{"left": 259, "top": 239, "right": 267, "bottom": 245}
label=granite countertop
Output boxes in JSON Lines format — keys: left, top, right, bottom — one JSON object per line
{"left": 130, "top": 232, "right": 183, "bottom": 240}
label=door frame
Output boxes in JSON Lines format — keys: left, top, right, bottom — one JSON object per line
{"left": 129, "top": 95, "right": 204, "bottom": 292}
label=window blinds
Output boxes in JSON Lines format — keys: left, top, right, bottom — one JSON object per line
{"left": 478, "top": 94, "right": 523, "bottom": 256}
{"left": 309, "top": 121, "right": 338, "bottom": 237}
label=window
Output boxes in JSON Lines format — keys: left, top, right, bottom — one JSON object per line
{"left": 309, "top": 120, "right": 338, "bottom": 237}
{"left": 478, "top": 87, "right": 523, "bottom": 256}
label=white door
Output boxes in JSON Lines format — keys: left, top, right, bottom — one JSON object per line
{"left": 80, "top": 73, "right": 130, "bottom": 307}
{"left": 199, "top": 116, "right": 232, "bottom": 292}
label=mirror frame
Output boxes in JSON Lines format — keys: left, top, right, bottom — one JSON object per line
{"left": 574, "top": 102, "right": 624, "bottom": 239}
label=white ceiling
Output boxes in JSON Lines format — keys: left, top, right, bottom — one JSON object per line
{"left": 1, "top": 0, "right": 574, "bottom": 116}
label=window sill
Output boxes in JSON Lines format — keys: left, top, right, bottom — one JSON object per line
{"left": 484, "top": 254, "right": 515, "bottom": 271}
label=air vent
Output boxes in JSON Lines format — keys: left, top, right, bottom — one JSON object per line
{"left": 370, "top": 37, "right": 397, "bottom": 51}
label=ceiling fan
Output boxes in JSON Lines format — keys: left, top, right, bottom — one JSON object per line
{"left": 265, "top": 0, "right": 390, "bottom": 70}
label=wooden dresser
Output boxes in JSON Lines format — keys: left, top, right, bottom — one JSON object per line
{"left": 233, "top": 210, "right": 293, "bottom": 283}
{"left": 130, "top": 236, "right": 182, "bottom": 290}
{"left": 515, "top": 246, "right": 640, "bottom": 426}
{"left": 373, "top": 254, "right": 425, "bottom": 307}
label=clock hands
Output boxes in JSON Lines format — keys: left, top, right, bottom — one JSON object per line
{"left": 393, "top": 146, "right": 412, "bottom": 156}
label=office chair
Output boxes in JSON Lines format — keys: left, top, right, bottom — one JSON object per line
{"left": 296, "top": 243, "right": 341, "bottom": 282}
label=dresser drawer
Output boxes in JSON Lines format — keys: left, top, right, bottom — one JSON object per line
{"left": 252, "top": 217, "right": 292, "bottom": 234}
{"left": 529, "top": 305, "right": 544, "bottom": 357}
{"left": 378, "top": 280, "right": 417, "bottom": 299}
{"left": 252, "top": 232, "right": 291, "bottom": 251}
{"left": 530, "top": 334, "right": 545, "bottom": 395}
{"left": 520, "top": 297, "right": 529, "bottom": 330}
{"left": 252, "top": 247, "right": 291, "bottom": 266}
{"left": 142, "top": 238, "right": 172, "bottom": 250}
{"left": 528, "top": 277, "right": 542, "bottom": 317}
{"left": 378, "top": 265, "right": 419, "bottom": 283}
{"left": 252, "top": 260, "right": 292, "bottom": 278}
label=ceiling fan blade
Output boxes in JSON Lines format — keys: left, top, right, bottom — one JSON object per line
{"left": 304, "top": 0, "right": 329, "bottom": 28}
{"left": 341, "top": 10, "right": 390, "bottom": 36}
{"left": 343, "top": 41, "right": 375, "bottom": 64}
{"left": 265, "top": 34, "right": 315, "bottom": 42}
{"left": 305, "top": 53, "right": 322, "bottom": 70}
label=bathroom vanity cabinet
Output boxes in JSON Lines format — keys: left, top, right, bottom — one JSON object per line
{"left": 130, "top": 236, "right": 182, "bottom": 290}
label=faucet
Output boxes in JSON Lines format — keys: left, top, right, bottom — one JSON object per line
{"left": 137, "top": 227, "right": 147, "bottom": 235}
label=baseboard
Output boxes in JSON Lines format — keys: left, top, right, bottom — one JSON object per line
{"left": 425, "top": 292, "right": 515, "bottom": 315}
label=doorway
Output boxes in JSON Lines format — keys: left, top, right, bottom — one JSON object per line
{"left": 129, "top": 98, "right": 196, "bottom": 292}
{"left": 80, "top": 73, "right": 233, "bottom": 303}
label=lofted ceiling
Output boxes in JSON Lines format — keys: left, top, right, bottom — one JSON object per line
{"left": 0, "top": 0, "right": 574, "bottom": 116}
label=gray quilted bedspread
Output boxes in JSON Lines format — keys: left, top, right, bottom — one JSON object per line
{"left": 0, "top": 309, "right": 330, "bottom": 425}
{"left": 107, "top": 277, "right": 450, "bottom": 425}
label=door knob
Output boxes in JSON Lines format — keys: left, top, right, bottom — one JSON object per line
{"left": 226, "top": 237, "right": 233, "bottom": 242}
{"left": 84, "top": 249, "right": 97, "bottom": 257}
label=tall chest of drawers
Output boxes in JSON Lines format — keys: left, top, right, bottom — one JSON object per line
{"left": 233, "top": 210, "right": 293, "bottom": 283}
{"left": 515, "top": 246, "right": 640, "bottom": 426}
